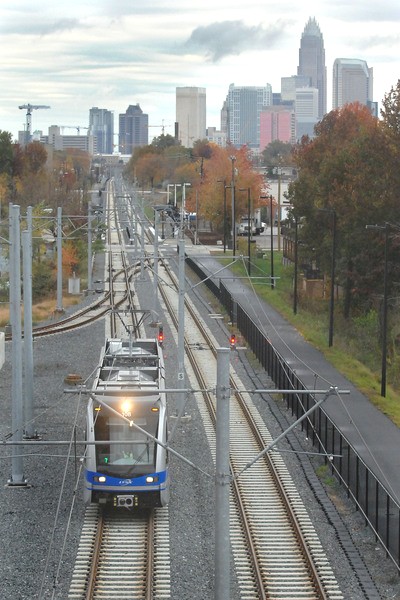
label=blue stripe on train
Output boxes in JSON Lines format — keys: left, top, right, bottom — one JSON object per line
{"left": 85, "top": 469, "right": 167, "bottom": 487}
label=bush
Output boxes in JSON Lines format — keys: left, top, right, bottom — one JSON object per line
{"left": 32, "top": 262, "right": 56, "bottom": 301}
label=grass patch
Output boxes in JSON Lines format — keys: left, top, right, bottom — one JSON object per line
{"left": 316, "top": 464, "right": 338, "bottom": 488}
{"left": 0, "top": 295, "right": 82, "bottom": 328}
{"left": 214, "top": 250, "right": 400, "bottom": 428}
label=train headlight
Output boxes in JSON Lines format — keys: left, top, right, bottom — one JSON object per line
{"left": 94, "top": 476, "right": 107, "bottom": 483}
{"left": 146, "top": 475, "right": 159, "bottom": 484}
{"left": 121, "top": 400, "right": 132, "bottom": 417}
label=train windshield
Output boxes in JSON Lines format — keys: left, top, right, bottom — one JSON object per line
{"left": 94, "top": 405, "right": 159, "bottom": 477}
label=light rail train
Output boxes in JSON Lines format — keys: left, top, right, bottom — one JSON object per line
{"left": 84, "top": 336, "right": 169, "bottom": 509}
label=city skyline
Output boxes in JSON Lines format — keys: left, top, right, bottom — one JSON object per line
{"left": 1, "top": 1, "right": 399, "bottom": 142}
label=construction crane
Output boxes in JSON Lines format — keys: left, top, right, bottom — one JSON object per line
{"left": 18, "top": 103, "right": 50, "bottom": 144}
{"left": 60, "top": 125, "right": 89, "bottom": 135}
{"left": 148, "top": 120, "right": 171, "bottom": 135}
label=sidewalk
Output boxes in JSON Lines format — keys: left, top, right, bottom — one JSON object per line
{"left": 185, "top": 244, "right": 400, "bottom": 503}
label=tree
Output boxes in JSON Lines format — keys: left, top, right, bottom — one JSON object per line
{"left": 262, "top": 140, "right": 294, "bottom": 175}
{"left": 0, "top": 130, "right": 13, "bottom": 175}
{"left": 187, "top": 145, "right": 263, "bottom": 232}
{"left": 151, "top": 134, "right": 179, "bottom": 150}
{"left": 288, "top": 103, "right": 400, "bottom": 316}
{"left": 23, "top": 142, "right": 47, "bottom": 175}
{"left": 381, "top": 80, "right": 400, "bottom": 138}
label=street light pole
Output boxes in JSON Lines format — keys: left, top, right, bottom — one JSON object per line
{"left": 382, "top": 224, "right": 389, "bottom": 397}
{"left": 328, "top": 211, "right": 337, "bottom": 347}
{"left": 294, "top": 216, "right": 298, "bottom": 315}
{"left": 319, "top": 208, "right": 336, "bottom": 347}
{"left": 366, "top": 223, "right": 390, "bottom": 397}
{"left": 239, "top": 188, "right": 251, "bottom": 276}
{"left": 230, "top": 156, "right": 236, "bottom": 256}
{"left": 260, "top": 195, "right": 274, "bottom": 289}
{"left": 217, "top": 179, "right": 227, "bottom": 253}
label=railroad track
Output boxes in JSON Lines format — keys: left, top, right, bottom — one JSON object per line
{"left": 155, "top": 251, "right": 343, "bottom": 599}
{"left": 68, "top": 505, "right": 170, "bottom": 599}
{"left": 67, "top": 182, "right": 172, "bottom": 600}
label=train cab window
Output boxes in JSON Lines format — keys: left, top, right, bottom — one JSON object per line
{"left": 94, "top": 411, "right": 157, "bottom": 475}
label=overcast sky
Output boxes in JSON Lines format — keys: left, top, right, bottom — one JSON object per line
{"left": 1, "top": 1, "right": 399, "bottom": 142}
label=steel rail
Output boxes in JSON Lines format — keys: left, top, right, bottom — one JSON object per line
{"left": 158, "top": 256, "right": 332, "bottom": 599}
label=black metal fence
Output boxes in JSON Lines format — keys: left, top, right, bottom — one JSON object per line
{"left": 186, "top": 255, "right": 400, "bottom": 571}
{"left": 230, "top": 286, "right": 400, "bottom": 571}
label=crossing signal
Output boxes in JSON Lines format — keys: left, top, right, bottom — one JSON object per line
{"left": 157, "top": 326, "right": 164, "bottom": 345}
{"left": 229, "top": 334, "right": 236, "bottom": 349}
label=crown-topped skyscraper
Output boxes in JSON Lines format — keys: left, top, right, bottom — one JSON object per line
{"left": 297, "top": 17, "right": 327, "bottom": 119}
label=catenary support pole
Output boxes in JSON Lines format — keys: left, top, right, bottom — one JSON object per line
{"left": 153, "top": 209, "right": 159, "bottom": 313}
{"left": 9, "top": 205, "right": 26, "bottom": 485}
{"left": 56, "top": 206, "right": 63, "bottom": 312}
{"left": 177, "top": 236, "right": 186, "bottom": 416}
{"left": 215, "top": 347, "right": 231, "bottom": 600}
{"left": 22, "top": 217, "right": 35, "bottom": 438}
{"left": 140, "top": 195, "right": 145, "bottom": 280}
{"left": 87, "top": 201, "right": 93, "bottom": 292}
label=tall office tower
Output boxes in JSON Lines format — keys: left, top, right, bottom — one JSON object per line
{"left": 295, "top": 87, "right": 319, "bottom": 140}
{"left": 333, "top": 58, "right": 374, "bottom": 110}
{"left": 89, "top": 107, "right": 114, "bottom": 154}
{"left": 226, "top": 83, "right": 272, "bottom": 149}
{"left": 297, "top": 17, "right": 327, "bottom": 119}
{"left": 259, "top": 105, "right": 296, "bottom": 150}
{"left": 119, "top": 104, "right": 148, "bottom": 154}
{"left": 176, "top": 87, "right": 206, "bottom": 148}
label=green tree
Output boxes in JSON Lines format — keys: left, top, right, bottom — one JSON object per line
{"left": 262, "top": 140, "right": 294, "bottom": 175}
{"left": 0, "top": 130, "right": 13, "bottom": 175}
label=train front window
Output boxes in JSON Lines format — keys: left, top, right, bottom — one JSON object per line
{"left": 94, "top": 408, "right": 159, "bottom": 477}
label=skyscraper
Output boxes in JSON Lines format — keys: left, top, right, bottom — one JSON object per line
{"left": 119, "top": 104, "right": 148, "bottom": 154}
{"left": 89, "top": 107, "right": 114, "bottom": 154}
{"left": 332, "top": 59, "right": 373, "bottom": 110}
{"left": 297, "top": 17, "right": 327, "bottom": 119}
{"left": 226, "top": 83, "right": 272, "bottom": 149}
{"left": 176, "top": 87, "right": 206, "bottom": 148}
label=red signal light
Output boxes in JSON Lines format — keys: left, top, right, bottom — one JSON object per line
{"left": 157, "top": 326, "right": 164, "bottom": 345}
{"left": 230, "top": 334, "right": 236, "bottom": 349}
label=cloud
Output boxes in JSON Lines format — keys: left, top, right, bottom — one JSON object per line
{"left": 0, "top": 16, "right": 83, "bottom": 36}
{"left": 39, "top": 18, "right": 83, "bottom": 35}
{"left": 184, "top": 20, "right": 287, "bottom": 62}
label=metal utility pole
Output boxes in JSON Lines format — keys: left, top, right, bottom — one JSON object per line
{"left": 215, "top": 348, "right": 231, "bottom": 600}
{"left": 87, "top": 202, "right": 93, "bottom": 292}
{"left": 293, "top": 216, "right": 299, "bottom": 315}
{"left": 239, "top": 188, "right": 251, "bottom": 275}
{"left": 366, "top": 222, "right": 390, "bottom": 397}
{"left": 230, "top": 156, "right": 236, "bottom": 256}
{"left": 9, "top": 205, "right": 26, "bottom": 486}
{"left": 328, "top": 210, "right": 337, "bottom": 347}
{"left": 270, "top": 195, "right": 275, "bottom": 289}
{"left": 177, "top": 235, "right": 186, "bottom": 416}
{"left": 56, "top": 207, "right": 63, "bottom": 312}
{"left": 153, "top": 209, "right": 159, "bottom": 313}
{"left": 140, "top": 196, "right": 145, "bottom": 280}
{"left": 22, "top": 206, "right": 35, "bottom": 439}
